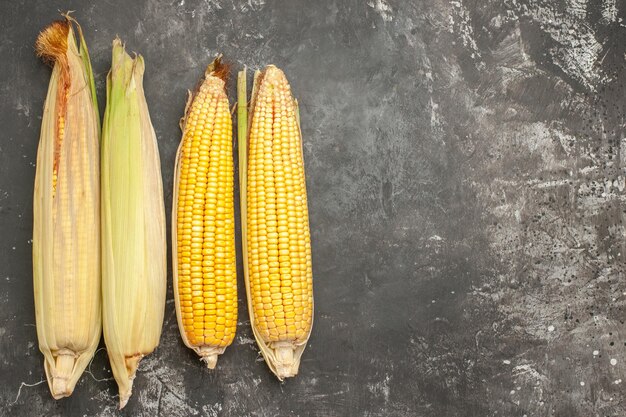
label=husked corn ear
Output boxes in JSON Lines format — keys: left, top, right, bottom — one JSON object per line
{"left": 101, "top": 39, "right": 166, "bottom": 409}
{"left": 238, "top": 66, "right": 314, "bottom": 380}
{"left": 173, "top": 57, "right": 237, "bottom": 369}
{"left": 32, "top": 15, "right": 101, "bottom": 400}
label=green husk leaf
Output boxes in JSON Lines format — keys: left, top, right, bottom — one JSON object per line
{"left": 101, "top": 38, "right": 166, "bottom": 409}
{"left": 65, "top": 13, "right": 99, "bottom": 130}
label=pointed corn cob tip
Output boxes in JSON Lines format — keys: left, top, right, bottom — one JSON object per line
{"left": 260, "top": 64, "right": 288, "bottom": 85}
{"left": 35, "top": 20, "right": 70, "bottom": 64}
{"left": 204, "top": 55, "right": 230, "bottom": 82}
{"left": 200, "top": 70, "right": 228, "bottom": 96}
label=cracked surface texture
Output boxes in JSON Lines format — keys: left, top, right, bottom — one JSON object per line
{"left": 0, "top": 0, "right": 624, "bottom": 415}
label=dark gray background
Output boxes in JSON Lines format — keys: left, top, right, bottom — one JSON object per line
{"left": 1, "top": 0, "right": 625, "bottom": 415}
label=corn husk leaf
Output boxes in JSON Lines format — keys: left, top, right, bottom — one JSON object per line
{"left": 32, "top": 15, "right": 101, "bottom": 399}
{"left": 101, "top": 38, "right": 166, "bottom": 409}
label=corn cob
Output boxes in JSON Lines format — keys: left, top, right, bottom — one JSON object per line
{"left": 32, "top": 15, "right": 101, "bottom": 399}
{"left": 172, "top": 57, "right": 237, "bottom": 369}
{"left": 238, "top": 66, "right": 313, "bottom": 379}
{"left": 101, "top": 39, "right": 166, "bottom": 409}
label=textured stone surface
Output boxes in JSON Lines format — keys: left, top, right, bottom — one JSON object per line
{"left": 0, "top": 0, "right": 624, "bottom": 415}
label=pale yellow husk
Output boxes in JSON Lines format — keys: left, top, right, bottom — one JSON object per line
{"left": 32, "top": 16, "right": 101, "bottom": 400}
{"left": 101, "top": 39, "right": 166, "bottom": 409}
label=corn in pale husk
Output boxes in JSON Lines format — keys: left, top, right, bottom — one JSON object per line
{"left": 32, "top": 16, "right": 101, "bottom": 399}
{"left": 101, "top": 39, "right": 166, "bottom": 409}
{"left": 237, "top": 66, "right": 314, "bottom": 380}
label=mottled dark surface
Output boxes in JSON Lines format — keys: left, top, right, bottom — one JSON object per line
{"left": 1, "top": 0, "right": 625, "bottom": 415}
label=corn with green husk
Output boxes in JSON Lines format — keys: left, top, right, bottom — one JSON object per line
{"left": 101, "top": 38, "right": 166, "bottom": 409}
{"left": 238, "top": 66, "right": 314, "bottom": 379}
{"left": 32, "top": 15, "right": 101, "bottom": 399}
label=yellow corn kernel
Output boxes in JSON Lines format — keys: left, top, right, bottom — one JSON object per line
{"left": 173, "top": 57, "right": 237, "bottom": 369}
